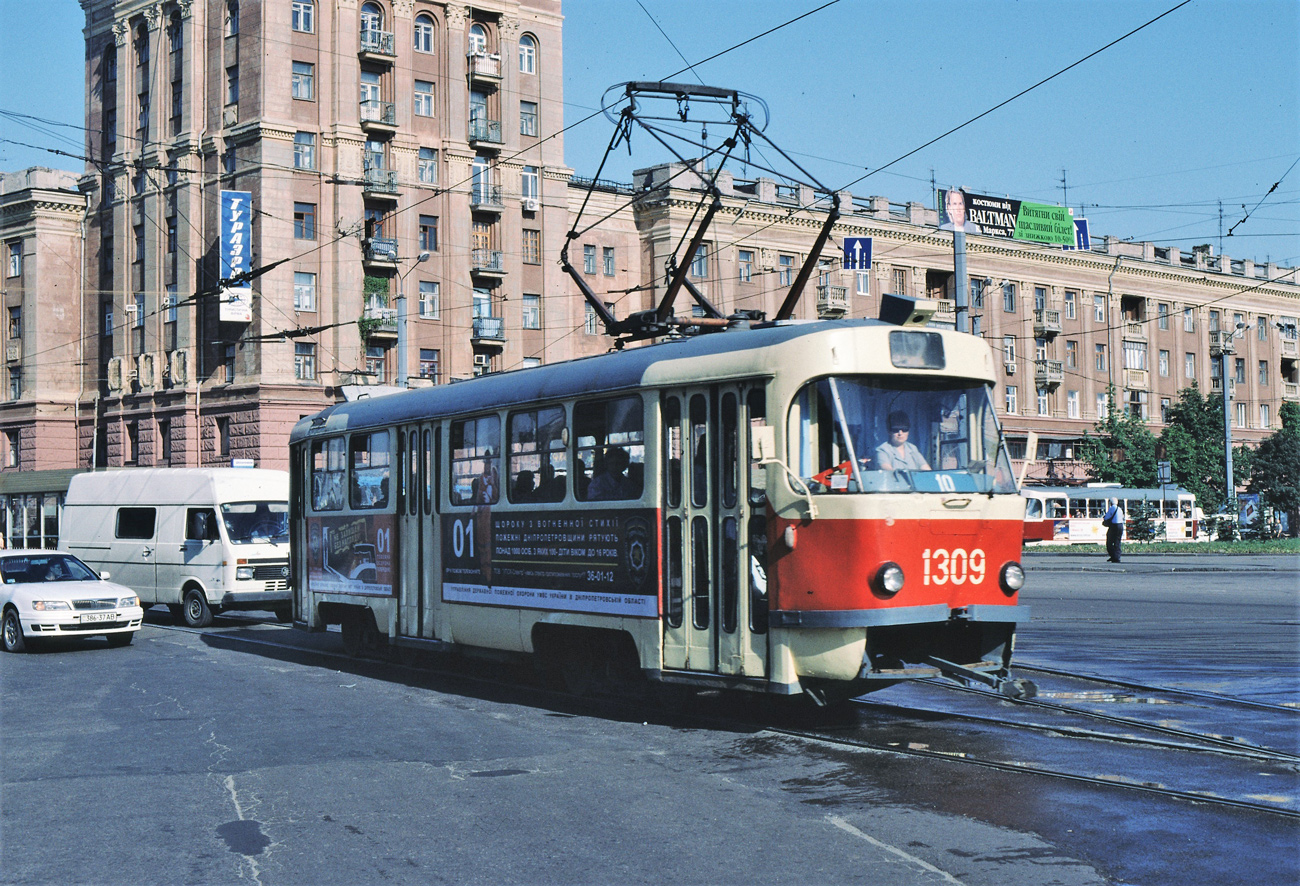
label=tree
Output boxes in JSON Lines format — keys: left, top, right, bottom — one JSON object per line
{"left": 1155, "top": 384, "right": 1244, "bottom": 514}
{"left": 1246, "top": 401, "right": 1300, "bottom": 534}
{"left": 1078, "top": 386, "right": 1158, "bottom": 487}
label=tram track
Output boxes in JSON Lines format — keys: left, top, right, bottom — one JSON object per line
{"left": 1012, "top": 661, "right": 1300, "bottom": 714}
{"left": 143, "top": 618, "right": 1300, "bottom": 821}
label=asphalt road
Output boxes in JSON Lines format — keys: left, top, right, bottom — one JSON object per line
{"left": 1, "top": 551, "right": 1296, "bottom": 886}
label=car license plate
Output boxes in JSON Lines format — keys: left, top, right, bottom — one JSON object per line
{"left": 81, "top": 612, "right": 116, "bottom": 623}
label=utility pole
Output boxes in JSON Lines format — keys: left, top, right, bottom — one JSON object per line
{"left": 1210, "top": 325, "right": 1236, "bottom": 512}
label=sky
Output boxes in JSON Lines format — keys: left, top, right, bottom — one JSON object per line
{"left": 2, "top": 0, "right": 1296, "bottom": 267}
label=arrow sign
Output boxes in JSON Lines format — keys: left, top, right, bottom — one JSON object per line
{"left": 843, "top": 236, "right": 872, "bottom": 270}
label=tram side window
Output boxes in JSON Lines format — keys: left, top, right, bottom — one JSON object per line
{"left": 1047, "top": 498, "right": 1067, "bottom": 519}
{"left": 311, "top": 437, "right": 346, "bottom": 511}
{"left": 350, "top": 431, "right": 391, "bottom": 510}
{"left": 450, "top": 414, "right": 501, "bottom": 505}
{"left": 508, "top": 406, "right": 567, "bottom": 503}
{"left": 575, "top": 396, "right": 644, "bottom": 502}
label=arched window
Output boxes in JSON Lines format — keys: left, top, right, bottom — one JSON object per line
{"left": 414, "top": 13, "right": 435, "bottom": 54}
{"left": 468, "top": 23, "right": 487, "bottom": 55}
{"left": 518, "top": 34, "right": 536, "bottom": 74}
{"left": 361, "top": 2, "right": 383, "bottom": 36}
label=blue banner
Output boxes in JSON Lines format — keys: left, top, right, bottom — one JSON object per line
{"left": 220, "top": 190, "right": 253, "bottom": 322}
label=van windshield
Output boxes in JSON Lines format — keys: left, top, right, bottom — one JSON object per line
{"left": 220, "top": 501, "right": 290, "bottom": 544}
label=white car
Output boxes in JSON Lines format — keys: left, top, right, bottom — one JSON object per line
{"left": 0, "top": 550, "right": 144, "bottom": 653}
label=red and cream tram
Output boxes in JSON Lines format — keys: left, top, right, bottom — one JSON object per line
{"left": 288, "top": 315, "right": 1031, "bottom": 702}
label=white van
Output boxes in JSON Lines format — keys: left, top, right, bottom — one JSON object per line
{"left": 61, "top": 468, "right": 291, "bottom": 627}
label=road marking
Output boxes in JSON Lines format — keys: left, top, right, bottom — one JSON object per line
{"left": 827, "top": 814, "right": 966, "bottom": 885}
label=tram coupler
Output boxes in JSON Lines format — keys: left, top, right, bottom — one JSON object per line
{"left": 923, "top": 656, "right": 1038, "bottom": 699}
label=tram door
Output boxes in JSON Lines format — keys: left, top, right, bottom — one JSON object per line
{"left": 661, "top": 385, "right": 767, "bottom": 678}
{"left": 397, "top": 422, "right": 439, "bottom": 639}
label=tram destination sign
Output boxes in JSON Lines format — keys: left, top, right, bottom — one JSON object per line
{"left": 442, "top": 509, "right": 658, "bottom": 618}
{"left": 939, "top": 189, "right": 1076, "bottom": 246}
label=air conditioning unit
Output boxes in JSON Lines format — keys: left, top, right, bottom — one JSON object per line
{"left": 1005, "top": 361, "right": 1016, "bottom": 374}
{"left": 522, "top": 198, "right": 539, "bottom": 212}
{"left": 473, "top": 354, "right": 490, "bottom": 367}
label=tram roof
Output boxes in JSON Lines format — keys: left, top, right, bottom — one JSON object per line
{"left": 290, "top": 319, "right": 992, "bottom": 443}
{"left": 1022, "top": 485, "right": 1196, "bottom": 501}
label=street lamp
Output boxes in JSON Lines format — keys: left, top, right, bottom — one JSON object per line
{"left": 395, "top": 250, "right": 430, "bottom": 388}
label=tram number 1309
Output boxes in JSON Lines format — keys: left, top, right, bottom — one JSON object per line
{"left": 921, "top": 548, "right": 986, "bottom": 586}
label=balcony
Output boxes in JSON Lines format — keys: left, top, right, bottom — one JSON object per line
{"left": 5, "top": 340, "right": 19, "bottom": 363}
{"left": 361, "top": 300, "right": 398, "bottom": 341}
{"left": 468, "top": 117, "right": 503, "bottom": 148}
{"left": 1123, "top": 320, "right": 1146, "bottom": 341}
{"left": 470, "top": 183, "right": 504, "bottom": 213}
{"left": 472, "top": 315, "right": 506, "bottom": 347}
{"left": 471, "top": 249, "right": 506, "bottom": 278}
{"left": 1034, "top": 308, "right": 1062, "bottom": 337}
{"left": 815, "top": 285, "right": 848, "bottom": 318}
{"left": 467, "top": 52, "right": 502, "bottom": 86}
{"left": 1034, "top": 359, "right": 1064, "bottom": 388}
{"left": 363, "top": 167, "right": 399, "bottom": 202}
{"left": 1284, "top": 381, "right": 1299, "bottom": 402}
{"left": 1124, "top": 368, "right": 1149, "bottom": 390}
{"left": 359, "top": 29, "right": 396, "bottom": 61}
{"left": 359, "top": 100, "right": 396, "bottom": 133}
{"left": 1209, "top": 376, "right": 1235, "bottom": 397}
{"left": 362, "top": 237, "right": 399, "bottom": 268}
{"left": 1281, "top": 338, "right": 1297, "bottom": 357}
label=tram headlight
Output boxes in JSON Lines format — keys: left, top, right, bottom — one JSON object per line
{"left": 873, "top": 562, "right": 905, "bottom": 596}
{"left": 999, "top": 561, "right": 1025, "bottom": 595}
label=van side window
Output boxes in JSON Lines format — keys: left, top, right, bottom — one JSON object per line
{"left": 311, "top": 437, "right": 346, "bottom": 511}
{"left": 116, "top": 507, "right": 156, "bottom": 539}
{"left": 186, "top": 508, "right": 219, "bottom": 541}
{"left": 450, "top": 415, "right": 501, "bottom": 506}
{"left": 350, "top": 431, "right": 391, "bottom": 510}
{"left": 507, "top": 406, "right": 567, "bottom": 503}
{"left": 575, "top": 395, "right": 644, "bottom": 502}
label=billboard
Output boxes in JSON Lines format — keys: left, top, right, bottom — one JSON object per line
{"left": 939, "top": 189, "right": 1076, "bottom": 246}
{"left": 220, "top": 190, "right": 253, "bottom": 323}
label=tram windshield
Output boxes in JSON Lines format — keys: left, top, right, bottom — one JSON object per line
{"left": 788, "top": 376, "right": 1016, "bottom": 494}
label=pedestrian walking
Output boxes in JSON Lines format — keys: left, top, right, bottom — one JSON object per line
{"left": 1103, "top": 498, "right": 1125, "bottom": 563}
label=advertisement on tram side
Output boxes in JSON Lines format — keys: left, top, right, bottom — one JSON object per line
{"left": 441, "top": 508, "right": 659, "bottom": 617}
{"left": 306, "top": 514, "right": 395, "bottom": 596}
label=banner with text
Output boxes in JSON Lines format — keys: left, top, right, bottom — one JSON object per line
{"left": 220, "top": 190, "right": 253, "bottom": 323}
{"left": 939, "top": 189, "right": 1076, "bottom": 246}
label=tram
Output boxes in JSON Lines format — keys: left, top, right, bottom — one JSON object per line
{"left": 288, "top": 310, "right": 1032, "bottom": 703}
{"left": 1021, "top": 485, "right": 1202, "bottom": 544}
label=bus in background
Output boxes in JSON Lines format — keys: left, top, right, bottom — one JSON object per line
{"left": 1021, "top": 485, "right": 1201, "bottom": 544}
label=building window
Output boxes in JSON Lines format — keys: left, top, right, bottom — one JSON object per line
{"left": 1183, "top": 307, "right": 1195, "bottom": 332}
{"left": 583, "top": 244, "right": 596, "bottom": 275}
{"left": 225, "top": 0, "right": 239, "bottom": 36}
{"left": 1096, "top": 392, "right": 1109, "bottom": 420}
{"left": 1064, "top": 339, "right": 1077, "bottom": 369}
{"left": 1160, "top": 398, "right": 1171, "bottom": 424}
{"left": 1261, "top": 403, "right": 1272, "bottom": 429}
{"left": 1124, "top": 340, "right": 1147, "bottom": 372}
{"left": 1185, "top": 352, "right": 1196, "bottom": 379}
{"left": 738, "top": 249, "right": 753, "bottom": 282}
{"left": 519, "top": 34, "right": 536, "bottom": 73}
{"left": 294, "top": 271, "right": 316, "bottom": 311}
{"left": 1064, "top": 290, "right": 1076, "bottom": 319}
{"left": 414, "top": 13, "right": 435, "bottom": 53}
{"left": 1067, "top": 390, "right": 1080, "bottom": 419}
{"left": 998, "top": 281, "right": 1014, "bottom": 313}
{"left": 164, "top": 285, "right": 178, "bottom": 323}
{"left": 224, "top": 345, "right": 236, "bottom": 383}
{"left": 133, "top": 294, "right": 145, "bottom": 329}
{"left": 216, "top": 415, "right": 231, "bottom": 456}
{"left": 3, "top": 430, "right": 17, "bottom": 467}
{"left": 1258, "top": 317, "right": 1269, "bottom": 341}
{"left": 365, "top": 346, "right": 386, "bottom": 383}
{"left": 294, "top": 202, "right": 316, "bottom": 239}
{"left": 522, "top": 294, "right": 540, "bottom": 329}
{"left": 584, "top": 303, "right": 599, "bottom": 335}
{"left": 225, "top": 65, "right": 239, "bottom": 104}
{"left": 1005, "top": 385, "right": 1017, "bottom": 415}
{"left": 294, "top": 342, "right": 316, "bottom": 380}
{"left": 1259, "top": 360, "right": 1269, "bottom": 386}
{"left": 520, "top": 101, "right": 538, "bottom": 137}
{"left": 292, "top": 0, "right": 314, "bottom": 32}
{"left": 1002, "top": 335, "right": 1015, "bottom": 364}
{"left": 1033, "top": 286, "right": 1046, "bottom": 311}
{"left": 418, "top": 147, "right": 437, "bottom": 184}
{"left": 5, "top": 309, "right": 17, "bottom": 348}
{"left": 1158, "top": 302, "right": 1169, "bottom": 329}
{"left": 1094, "top": 343, "right": 1106, "bottom": 372}
{"left": 6, "top": 242, "right": 20, "bottom": 277}
{"left": 603, "top": 246, "right": 615, "bottom": 277}
{"left": 522, "top": 229, "right": 541, "bottom": 264}
{"left": 890, "top": 268, "right": 907, "bottom": 296}
{"left": 521, "top": 165, "right": 539, "bottom": 201}
{"left": 1236, "top": 402, "right": 1247, "bottom": 429}
{"left": 1094, "top": 294, "right": 1105, "bottom": 323}
{"left": 856, "top": 270, "right": 870, "bottom": 296}
{"left": 419, "top": 349, "right": 439, "bottom": 382}
{"left": 159, "top": 419, "right": 171, "bottom": 463}
{"left": 1037, "top": 387, "right": 1049, "bottom": 416}
{"left": 468, "top": 22, "right": 488, "bottom": 55}
{"left": 779, "top": 254, "right": 794, "bottom": 287}
{"left": 293, "top": 131, "right": 315, "bottom": 169}
{"left": 418, "top": 215, "right": 438, "bottom": 252}
{"left": 1158, "top": 349, "right": 1169, "bottom": 377}
{"left": 1233, "top": 357, "right": 1245, "bottom": 385}
{"left": 418, "top": 281, "right": 439, "bottom": 319}
{"left": 292, "top": 61, "right": 314, "bottom": 99}
{"left": 691, "top": 245, "right": 708, "bottom": 279}
{"left": 414, "top": 80, "right": 435, "bottom": 116}
{"left": 1209, "top": 309, "right": 1220, "bottom": 333}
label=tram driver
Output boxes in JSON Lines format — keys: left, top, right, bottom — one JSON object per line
{"left": 875, "top": 410, "right": 931, "bottom": 472}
